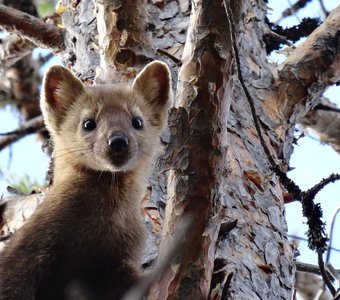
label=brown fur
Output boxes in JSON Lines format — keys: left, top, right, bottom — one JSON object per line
{"left": 0, "top": 61, "right": 172, "bottom": 300}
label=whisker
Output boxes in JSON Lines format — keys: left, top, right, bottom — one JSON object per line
{"left": 55, "top": 146, "right": 90, "bottom": 153}
{"left": 54, "top": 148, "right": 90, "bottom": 159}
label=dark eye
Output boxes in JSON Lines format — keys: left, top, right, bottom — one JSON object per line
{"left": 83, "top": 119, "right": 96, "bottom": 131}
{"left": 132, "top": 117, "right": 143, "bottom": 130}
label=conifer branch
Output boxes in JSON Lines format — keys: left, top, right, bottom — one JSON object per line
{"left": 0, "top": 4, "right": 65, "bottom": 52}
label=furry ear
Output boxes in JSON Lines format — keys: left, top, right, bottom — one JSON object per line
{"left": 132, "top": 61, "right": 172, "bottom": 110}
{"left": 41, "top": 65, "right": 85, "bottom": 133}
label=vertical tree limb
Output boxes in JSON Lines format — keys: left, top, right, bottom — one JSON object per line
{"left": 148, "top": 1, "right": 232, "bottom": 298}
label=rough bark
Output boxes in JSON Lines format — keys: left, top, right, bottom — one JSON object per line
{"left": 0, "top": 0, "right": 340, "bottom": 299}
{"left": 149, "top": 1, "right": 231, "bottom": 298}
{"left": 210, "top": 1, "right": 295, "bottom": 298}
{"left": 60, "top": 0, "right": 156, "bottom": 82}
{"left": 94, "top": 0, "right": 154, "bottom": 82}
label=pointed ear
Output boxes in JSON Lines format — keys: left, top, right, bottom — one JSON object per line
{"left": 132, "top": 61, "right": 172, "bottom": 110}
{"left": 41, "top": 65, "right": 85, "bottom": 133}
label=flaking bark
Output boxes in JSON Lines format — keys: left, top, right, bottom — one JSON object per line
{"left": 148, "top": 1, "right": 231, "bottom": 298}
{"left": 95, "top": 0, "right": 154, "bottom": 82}
{"left": 1, "top": 0, "right": 340, "bottom": 299}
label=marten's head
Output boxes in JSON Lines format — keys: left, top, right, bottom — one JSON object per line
{"left": 41, "top": 61, "right": 172, "bottom": 173}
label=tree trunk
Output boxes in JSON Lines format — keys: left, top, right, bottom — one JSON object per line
{"left": 148, "top": 1, "right": 296, "bottom": 298}
{"left": 1, "top": 0, "right": 339, "bottom": 299}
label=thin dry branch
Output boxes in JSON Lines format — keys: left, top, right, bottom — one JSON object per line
{"left": 0, "top": 115, "right": 44, "bottom": 151}
{"left": 275, "top": 0, "right": 312, "bottom": 24}
{"left": 0, "top": 4, "right": 65, "bottom": 52}
{"left": 317, "top": 251, "right": 336, "bottom": 295}
{"left": 326, "top": 205, "right": 340, "bottom": 269}
{"left": 318, "top": 0, "right": 330, "bottom": 17}
{"left": 300, "top": 98, "right": 340, "bottom": 154}
{"left": 295, "top": 269, "right": 332, "bottom": 300}
{"left": 296, "top": 261, "right": 340, "bottom": 276}
{"left": 0, "top": 35, "right": 36, "bottom": 68}
{"left": 288, "top": 234, "right": 340, "bottom": 253}
{"left": 303, "top": 174, "right": 340, "bottom": 204}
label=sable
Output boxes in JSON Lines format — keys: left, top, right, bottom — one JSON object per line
{"left": 0, "top": 60, "right": 172, "bottom": 299}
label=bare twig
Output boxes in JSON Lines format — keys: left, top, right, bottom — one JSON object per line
{"left": 37, "top": 52, "right": 55, "bottom": 66}
{"left": 265, "top": 29, "right": 295, "bottom": 48}
{"left": 318, "top": 251, "right": 336, "bottom": 296}
{"left": 327, "top": 264, "right": 340, "bottom": 285}
{"left": 0, "top": 4, "right": 65, "bottom": 52}
{"left": 318, "top": 0, "right": 329, "bottom": 17}
{"left": 326, "top": 205, "right": 340, "bottom": 263}
{"left": 274, "top": 0, "right": 312, "bottom": 24}
{"left": 297, "top": 261, "right": 340, "bottom": 290}
{"left": 313, "top": 103, "right": 340, "bottom": 114}
{"left": 296, "top": 261, "right": 340, "bottom": 276}
{"left": 0, "top": 115, "right": 44, "bottom": 151}
{"left": 288, "top": 234, "right": 340, "bottom": 253}
{"left": 0, "top": 35, "right": 36, "bottom": 68}
{"left": 303, "top": 174, "right": 340, "bottom": 203}
{"left": 301, "top": 174, "right": 340, "bottom": 253}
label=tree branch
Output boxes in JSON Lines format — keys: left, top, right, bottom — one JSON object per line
{"left": 318, "top": 0, "right": 329, "bottom": 17}
{"left": 274, "top": 0, "right": 312, "bottom": 24}
{"left": 300, "top": 97, "right": 340, "bottom": 155}
{"left": 0, "top": 4, "right": 65, "bottom": 52}
{"left": 317, "top": 251, "right": 336, "bottom": 296}
{"left": 326, "top": 205, "right": 340, "bottom": 263}
{"left": 0, "top": 115, "right": 44, "bottom": 151}
{"left": 296, "top": 261, "right": 340, "bottom": 276}
{"left": 0, "top": 34, "right": 36, "bottom": 68}
{"left": 275, "top": 5, "right": 340, "bottom": 118}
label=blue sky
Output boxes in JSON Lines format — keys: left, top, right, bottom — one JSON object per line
{"left": 0, "top": 0, "right": 339, "bottom": 273}
{"left": 0, "top": 49, "right": 58, "bottom": 192}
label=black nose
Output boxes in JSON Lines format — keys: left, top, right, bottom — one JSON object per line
{"left": 108, "top": 135, "right": 129, "bottom": 153}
